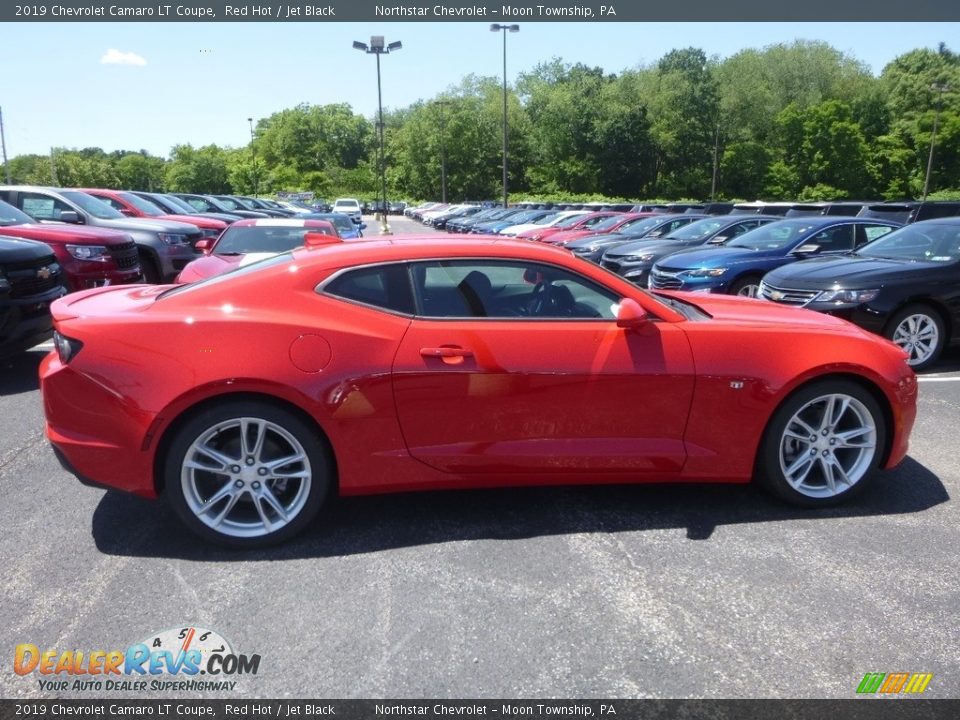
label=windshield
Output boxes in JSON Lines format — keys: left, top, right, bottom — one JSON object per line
{"left": 308, "top": 214, "right": 355, "bottom": 233}
{"left": 589, "top": 215, "right": 629, "bottom": 232}
{"left": 214, "top": 196, "right": 243, "bottom": 210}
{"left": 157, "top": 194, "right": 197, "bottom": 213}
{"left": 119, "top": 192, "right": 164, "bottom": 216}
{"left": 615, "top": 216, "right": 664, "bottom": 235}
{"left": 663, "top": 218, "right": 728, "bottom": 241}
{"left": 214, "top": 225, "right": 334, "bottom": 255}
{"left": 60, "top": 191, "right": 124, "bottom": 219}
{"left": 727, "top": 220, "right": 818, "bottom": 250}
{"left": 858, "top": 223, "right": 960, "bottom": 262}
{"left": 0, "top": 199, "right": 35, "bottom": 226}
{"left": 556, "top": 214, "right": 593, "bottom": 230}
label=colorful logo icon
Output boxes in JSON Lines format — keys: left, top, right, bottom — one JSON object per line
{"left": 856, "top": 672, "right": 933, "bottom": 694}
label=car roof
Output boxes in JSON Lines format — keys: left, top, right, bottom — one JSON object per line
{"left": 229, "top": 218, "right": 335, "bottom": 228}
{"left": 291, "top": 235, "right": 573, "bottom": 268}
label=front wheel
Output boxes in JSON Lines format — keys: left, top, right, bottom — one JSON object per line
{"left": 730, "top": 276, "right": 763, "bottom": 298}
{"left": 164, "top": 401, "right": 332, "bottom": 548}
{"left": 884, "top": 305, "right": 945, "bottom": 371}
{"left": 757, "top": 380, "right": 886, "bottom": 507}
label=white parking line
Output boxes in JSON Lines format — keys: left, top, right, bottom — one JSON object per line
{"left": 917, "top": 376, "right": 960, "bottom": 383}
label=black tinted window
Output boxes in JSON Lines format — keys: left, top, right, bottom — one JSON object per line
{"left": 325, "top": 264, "right": 415, "bottom": 315}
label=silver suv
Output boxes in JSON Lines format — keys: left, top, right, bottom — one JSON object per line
{"left": 0, "top": 186, "right": 202, "bottom": 283}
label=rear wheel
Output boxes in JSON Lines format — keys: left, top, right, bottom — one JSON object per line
{"left": 757, "top": 380, "right": 886, "bottom": 507}
{"left": 164, "top": 401, "right": 332, "bottom": 548}
{"left": 730, "top": 275, "right": 762, "bottom": 298}
{"left": 884, "top": 305, "right": 945, "bottom": 371}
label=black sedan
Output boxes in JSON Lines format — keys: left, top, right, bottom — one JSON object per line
{"left": 598, "top": 215, "right": 779, "bottom": 284}
{"left": 759, "top": 217, "right": 960, "bottom": 370}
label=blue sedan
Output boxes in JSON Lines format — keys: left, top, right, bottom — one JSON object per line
{"left": 303, "top": 212, "right": 367, "bottom": 239}
{"left": 648, "top": 217, "right": 901, "bottom": 297}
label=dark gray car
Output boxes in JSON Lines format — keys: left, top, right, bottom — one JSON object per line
{"left": 0, "top": 186, "right": 202, "bottom": 283}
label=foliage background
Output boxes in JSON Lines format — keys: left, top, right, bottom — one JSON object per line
{"left": 6, "top": 41, "right": 960, "bottom": 203}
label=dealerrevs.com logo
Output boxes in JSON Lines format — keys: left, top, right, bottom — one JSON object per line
{"left": 14, "top": 626, "right": 260, "bottom": 693}
{"left": 856, "top": 672, "right": 934, "bottom": 695}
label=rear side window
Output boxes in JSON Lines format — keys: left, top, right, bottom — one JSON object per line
{"left": 324, "top": 264, "right": 415, "bottom": 315}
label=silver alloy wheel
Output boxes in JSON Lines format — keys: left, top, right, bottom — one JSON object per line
{"left": 778, "top": 393, "right": 877, "bottom": 499}
{"left": 181, "top": 417, "right": 312, "bottom": 538}
{"left": 891, "top": 312, "right": 940, "bottom": 367}
{"left": 735, "top": 282, "right": 760, "bottom": 298}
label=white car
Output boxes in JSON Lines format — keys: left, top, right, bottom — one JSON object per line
{"left": 332, "top": 198, "right": 362, "bottom": 224}
{"left": 499, "top": 210, "right": 589, "bottom": 237}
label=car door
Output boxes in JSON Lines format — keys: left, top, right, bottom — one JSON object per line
{"left": 391, "top": 259, "right": 696, "bottom": 475}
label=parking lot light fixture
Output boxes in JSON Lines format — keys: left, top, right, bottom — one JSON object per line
{"left": 490, "top": 23, "right": 519, "bottom": 209}
{"left": 354, "top": 36, "right": 402, "bottom": 235}
{"left": 922, "top": 82, "right": 951, "bottom": 202}
{"left": 247, "top": 117, "right": 258, "bottom": 198}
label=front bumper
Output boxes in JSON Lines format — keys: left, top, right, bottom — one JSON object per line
{"left": 0, "top": 287, "right": 65, "bottom": 359}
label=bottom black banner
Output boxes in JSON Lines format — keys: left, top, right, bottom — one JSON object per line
{"left": 2, "top": 700, "right": 960, "bottom": 720}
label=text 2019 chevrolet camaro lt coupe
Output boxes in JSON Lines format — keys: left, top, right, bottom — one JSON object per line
{"left": 41, "top": 237, "right": 918, "bottom": 547}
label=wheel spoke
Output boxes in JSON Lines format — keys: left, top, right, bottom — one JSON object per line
{"left": 829, "top": 396, "right": 851, "bottom": 427}
{"left": 819, "top": 457, "right": 837, "bottom": 493}
{"left": 241, "top": 419, "right": 267, "bottom": 461}
{"left": 260, "top": 487, "right": 290, "bottom": 522}
{"left": 784, "top": 453, "right": 816, "bottom": 487}
{"left": 253, "top": 496, "right": 274, "bottom": 533}
{"left": 265, "top": 452, "right": 307, "bottom": 473}
{"left": 788, "top": 416, "right": 818, "bottom": 438}
{"left": 835, "top": 426, "right": 874, "bottom": 448}
{"left": 783, "top": 428, "right": 813, "bottom": 443}
{"left": 194, "top": 442, "right": 237, "bottom": 470}
{"left": 211, "top": 491, "right": 243, "bottom": 528}
{"left": 195, "top": 482, "right": 234, "bottom": 514}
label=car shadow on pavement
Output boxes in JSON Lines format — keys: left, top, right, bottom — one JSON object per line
{"left": 0, "top": 349, "right": 44, "bottom": 395}
{"left": 91, "top": 456, "right": 947, "bottom": 561}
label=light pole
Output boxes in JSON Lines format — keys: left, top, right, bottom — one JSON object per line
{"left": 922, "top": 83, "right": 951, "bottom": 202}
{"left": 0, "top": 106, "right": 10, "bottom": 184}
{"left": 433, "top": 99, "right": 450, "bottom": 203}
{"left": 247, "top": 117, "right": 259, "bottom": 197}
{"left": 354, "top": 36, "right": 401, "bottom": 235}
{"left": 490, "top": 24, "right": 519, "bottom": 209}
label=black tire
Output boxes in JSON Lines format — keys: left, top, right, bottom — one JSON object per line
{"left": 757, "top": 380, "right": 886, "bottom": 507}
{"left": 138, "top": 250, "right": 162, "bottom": 284}
{"left": 883, "top": 304, "right": 946, "bottom": 372}
{"left": 164, "top": 401, "right": 332, "bottom": 548}
{"left": 729, "top": 275, "right": 763, "bottom": 298}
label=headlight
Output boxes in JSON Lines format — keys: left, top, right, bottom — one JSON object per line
{"left": 0, "top": 274, "right": 9, "bottom": 294}
{"left": 624, "top": 253, "right": 656, "bottom": 263}
{"left": 815, "top": 288, "right": 880, "bottom": 304}
{"left": 158, "top": 232, "right": 188, "bottom": 245}
{"left": 684, "top": 267, "right": 728, "bottom": 278}
{"left": 66, "top": 244, "right": 110, "bottom": 261}
{"left": 53, "top": 331, "right": 83, "bottom": 364}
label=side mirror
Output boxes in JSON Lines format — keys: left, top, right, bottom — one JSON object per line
{"left": 119, "top": 208, "right": 136, "bottom": 217}
{"left": 616, "top": 298, "right": 649, "bottom": 330}
{"left": 194, "top": 239, "right": 212, "bottom": 253}
{"left": 708, "top": 235, "right": 728, "bottom": 244}
{"left": 792, "top": 243, "right": 820, "bottom": 255}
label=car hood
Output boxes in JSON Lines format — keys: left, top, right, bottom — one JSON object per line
{"left": 670, "top": 292, "right": 860, "bottom": 332}
{"left": 605, "top": 238, "right": 693, "bottom": 257}
{"left": 158, "top": 213, "right": 224, "bottom": 230}
{"left": 99, "top": 217, "right": 200, "bottom": 233}
{"left": 1, "top": 223, "right": 130, "bottom": 244}
{"left": 0, "top": 236, "right": 56, "bottom": 262}
{"left": 655, "top": 245, "right": 776, "bottom": 270}
{"left": 763, "top": 255, "right": 953, "bottom": 289}
{"left": 543, "top": 230, "right": 593, "bottom": 245}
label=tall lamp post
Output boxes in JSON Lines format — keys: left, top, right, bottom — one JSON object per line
{"left": 922, "top": 82, "right": 951, "bottom": 202}
{"left": 354, "top": 36, "right": 402, "bottom": 235}
{"left": 0, "top": 106, "right": 10, "bottom": 184}
{"left": 433, "top": 99, "right": 450, "bottom": 203}
{"left": 247, "top": 117, "right": 259, "bottom": 197}
{"left": 490, "top": 24, "right": 519, "bottom": 209}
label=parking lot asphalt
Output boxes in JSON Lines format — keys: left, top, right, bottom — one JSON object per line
{"left": 1, "top": 214, "right": 957, "bottom": 699}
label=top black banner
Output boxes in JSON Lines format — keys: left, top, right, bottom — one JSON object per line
{"left": 2, "top": 0, "right": 958, "bottom": 22}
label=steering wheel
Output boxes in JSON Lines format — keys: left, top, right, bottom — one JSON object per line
{"left": 526, "top": 281, "right": 576, "bottom": 317}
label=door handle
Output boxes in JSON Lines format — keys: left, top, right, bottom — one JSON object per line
{"left": 420, "top": 346, "right": 474, "bottom": 358}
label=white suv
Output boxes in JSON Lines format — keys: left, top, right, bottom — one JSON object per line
{"left": 332, "top": 198, "right": 362, "bottom": 224}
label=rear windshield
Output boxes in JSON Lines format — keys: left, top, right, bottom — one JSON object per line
{"left": 158, "top": 252, "right": 295, "bottom": 300}
{"left": 214, "top": 225, "right": 334, "bottom": 254}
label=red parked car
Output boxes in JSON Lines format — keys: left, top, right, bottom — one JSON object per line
{"left": 0, "top": 199, "right": 140, "bottom": 291}
{"left": 41, "top": 236, "right": 917, "bottom": 547}
{"left": 537, "top": 212, "right": 660, "bottom": 246}
{"left": 176, "top": 218, "right": 340, "bottom": 283}
{"left": 81, "top": 188, "right": 228, "bottom": 241}
{"left": 514, "top": 211, "right": 623, "bottom": 242}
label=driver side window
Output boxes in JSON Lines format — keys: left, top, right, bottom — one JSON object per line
{"left": 410, "top": 260, "right": 620, "bottom": 320}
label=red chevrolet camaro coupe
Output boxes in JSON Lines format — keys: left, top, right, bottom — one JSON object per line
{"left": 41, "top": 237, "right": 917, "bottom": 547}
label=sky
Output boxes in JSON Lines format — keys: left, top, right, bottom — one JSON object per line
{"left": 0, "top": 21, "right": 955, "bottom": 159}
